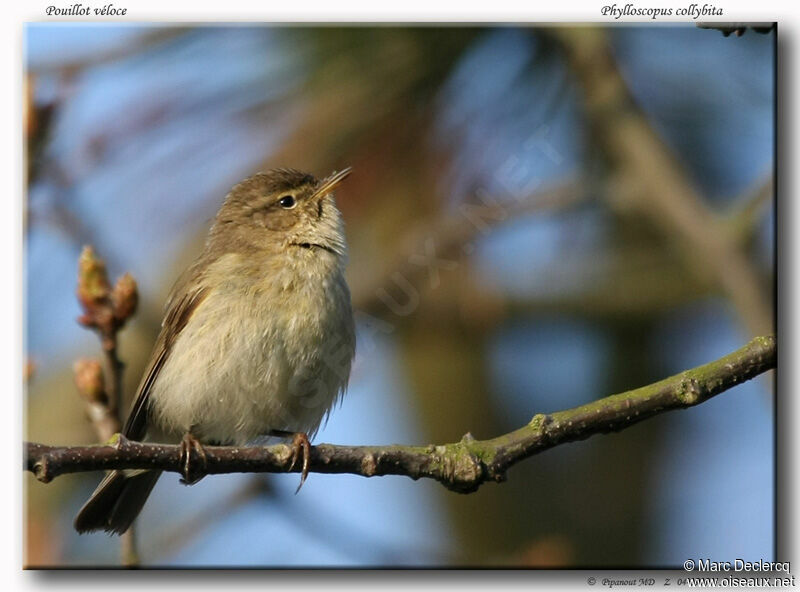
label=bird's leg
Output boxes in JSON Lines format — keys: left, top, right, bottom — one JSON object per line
{"left": 179, "top": 432, "right": 208, "bottom": 485}
{"left": 268, "top": 429, "right": 311, "bottom": 493}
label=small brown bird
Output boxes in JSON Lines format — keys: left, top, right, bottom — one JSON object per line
{"left": 74, "top": 168, "right": 356, "bottom": 534}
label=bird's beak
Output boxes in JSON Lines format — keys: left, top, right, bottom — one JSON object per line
{"left": 312, "top": 167, "right": 352, "bottom": 201}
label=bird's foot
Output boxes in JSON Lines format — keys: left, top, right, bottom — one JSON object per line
{"left": 268, "top": 429, "right": 312, "bottom": 493}
{"left": 288, "top": 432, "right": 311, "bottom": 493}
{"left": 179, "top": 432, "right": 208, "bottom": 485}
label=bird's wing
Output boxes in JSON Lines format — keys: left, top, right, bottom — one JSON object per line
{"left": 122, "top": 283, "right": 210, "bottom": 441}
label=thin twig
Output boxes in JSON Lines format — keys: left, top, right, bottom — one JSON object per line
{"left": 74, "top": 246, "right": 139, "bottom": 566}
{"left": 353, "top": 180, "right": 587, "bottom": 317}
{"left": 149, "top": 475, "right": 456, "bottom": 563}
{"left": 100, "top": 333, "right": 137, "bottom": 566}
{"left": 696, "top": 23, "right": 776, "bottom": 37}
{"left": 27, "top": 336, "right": 775, "bottom": 492}
{"left": 101, "top": 340, "right": 124, "bottom": 421}
{"left": 725, "top": 176, "right": 774, "bottom": 244}
{"left": 29, "top": 27, "right": 188, "bottom": 76}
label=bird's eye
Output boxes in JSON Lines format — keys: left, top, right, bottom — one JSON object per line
{"left": 278, "top": 195, "right": 296, "bottom": 209}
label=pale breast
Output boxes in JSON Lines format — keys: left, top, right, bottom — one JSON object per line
{"left": 148, "top": 252, "right": 355, "bottom": 445}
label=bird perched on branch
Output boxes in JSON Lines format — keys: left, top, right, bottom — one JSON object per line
{"left": 75, "top": 168, "right": 356, "bottom": 535}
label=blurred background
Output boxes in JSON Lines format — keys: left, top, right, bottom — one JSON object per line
{"left": 23, "top": 24, "right": 775, "bottom": 567}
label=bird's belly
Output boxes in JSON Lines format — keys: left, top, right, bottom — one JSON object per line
{"left": 147, "top": 284, "right": 353, "bottom": 445}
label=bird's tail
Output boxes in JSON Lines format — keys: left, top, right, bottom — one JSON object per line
{"left": 74, "top": 469, "right": 162, "bottom": 535}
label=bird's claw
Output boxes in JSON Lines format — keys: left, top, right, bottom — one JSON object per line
{"left": 179, "top": 433, "right": 208, "bottom": 485}
{"left": 287, "top": 432, "right": 311, "bottom": 493}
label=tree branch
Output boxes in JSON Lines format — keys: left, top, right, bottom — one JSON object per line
{"left": 548, "top": 28, "right": 774, "bottom": 337}
{"left": 25, "top": 336, "right": 775, "bottom": 493}
{"left": 696, "top": 23, "right": 775, "bottom": 37}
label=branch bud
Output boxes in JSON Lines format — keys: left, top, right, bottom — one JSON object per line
{"left": 76, "top": 246, "right": 111, "bottom": 323}
{"left": 112, "top": 272, "right": 138, "bottom": 324}
{"left": 73, "top": 358, "right": 107, "bottom": 404}
{"left": 24, "top": 359, "right": 36, "bottom": 382}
